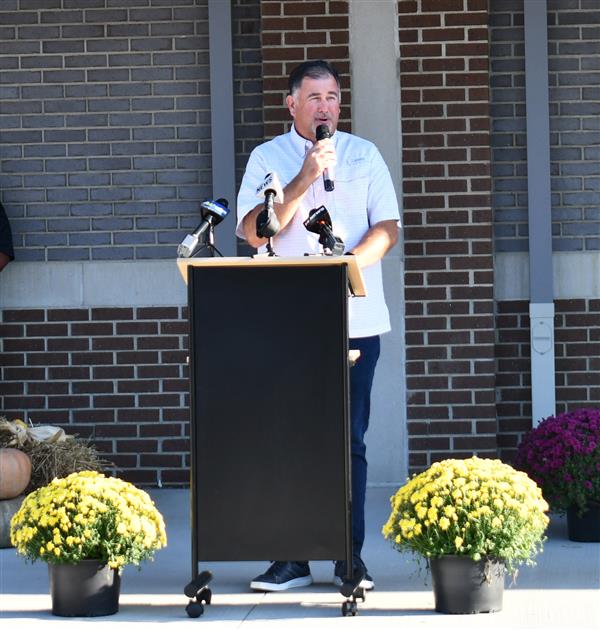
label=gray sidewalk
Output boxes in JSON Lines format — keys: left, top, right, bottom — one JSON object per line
{"left": 1, "top": 487, "right": 599, "bottom": 629}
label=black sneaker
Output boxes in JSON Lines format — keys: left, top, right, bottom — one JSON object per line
{"left": 333, "top": 557, "right": 374, "bottom": 590}
{"left": 250, "top": 561, "right": 313, "bottom": 592}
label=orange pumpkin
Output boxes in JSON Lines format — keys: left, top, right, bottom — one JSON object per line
{"left": 0, "top": 448, "right": 32, "bottom": 500}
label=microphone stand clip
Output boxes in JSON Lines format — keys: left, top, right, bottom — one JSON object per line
{"left": 191, "top": 223, "right": 224, "bottom": 258}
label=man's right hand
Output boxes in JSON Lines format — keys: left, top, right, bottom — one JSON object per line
{"left": 299, "top": 137, "right": 337, "bottom": 185}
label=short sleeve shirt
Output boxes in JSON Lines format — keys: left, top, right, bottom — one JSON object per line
{"left": 236, "top": 126, "right": 401, "bottom": 338}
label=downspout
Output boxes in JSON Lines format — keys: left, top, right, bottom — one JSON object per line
{"left": 208, "top": 0, "right": 237, "bottom": 256}
{"left": 524, "top": 0, "right": 556, "bottom": 425}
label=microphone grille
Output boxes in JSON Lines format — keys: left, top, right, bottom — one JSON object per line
{"left": 316, "top": 124, "right": 330, "bottom": 141}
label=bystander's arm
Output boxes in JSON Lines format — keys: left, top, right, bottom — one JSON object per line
{"left": 348, "top": 220, "right": 399, "bottom": 269}
{"left": 0, "top": 201, "right": 14, "bottom": 272}
{"left": 0, "top": 252, "right": 10, "bottom": 272}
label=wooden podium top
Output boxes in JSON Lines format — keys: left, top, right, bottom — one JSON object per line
{"left": 177, "top": 255, "right": 367, "bottom": 297}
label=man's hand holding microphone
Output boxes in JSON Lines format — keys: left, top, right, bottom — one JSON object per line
{"left": 297, "top": 123, "right": 336, "bottom": 192}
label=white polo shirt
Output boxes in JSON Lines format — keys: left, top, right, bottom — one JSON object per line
{"left": 236, "top": 125, "right": 401, "bottom": 338}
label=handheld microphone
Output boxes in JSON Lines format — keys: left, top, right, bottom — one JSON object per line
{"left": 255, "top": 172, "right": 284, "bottom": 239}
{"left": 177, "top": 198, "right": 229, "bottom": 258}
{"left": 316, "top": 124, "right": 335, "bottom": 192}
{"left": 303, "top": 205, "right": 344, "bottom": 256}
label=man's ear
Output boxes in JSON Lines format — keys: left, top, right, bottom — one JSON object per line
{"left": 286, "top": 94, "right": 295, "bottom": 118}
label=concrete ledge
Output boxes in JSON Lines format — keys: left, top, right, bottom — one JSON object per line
{"left": 3, "top": 252, "right": 598, "bottom": 309}
{"left": 0, "top": 260, "right": 187, "bottom": 308}
{"left": 495, "top": 251, "right": 600, "bottom": 300}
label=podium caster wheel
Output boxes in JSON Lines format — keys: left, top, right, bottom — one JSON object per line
{"left": 184, "top": 570, "right": 213, "bottom": 598}
{"left": 341, "top": 600, "right": 357, "bottom": 617}
{"left": 186, "top": 600, "right": 204, "bottom": 618}
{"left": 355, "top": 587, "right": 366, "bottom": 602}
{"left": 197, "top": 587, "right": 212, "bottom": 605}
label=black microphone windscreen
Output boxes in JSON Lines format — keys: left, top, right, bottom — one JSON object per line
{"left": 316, "top": 124, "right": 330, "bottom": 141}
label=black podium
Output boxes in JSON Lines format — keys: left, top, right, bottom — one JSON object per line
{"left": 177, "top": 256, "right": 367, "bottom": 617}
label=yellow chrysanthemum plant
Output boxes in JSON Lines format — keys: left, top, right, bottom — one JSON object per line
{"left": 10, "top": 471, "right": 167, "bottom": 571}
{"left": 383, "top": 457, "right": 550, "bottom": 575}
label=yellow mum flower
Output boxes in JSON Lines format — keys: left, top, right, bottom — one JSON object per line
{"left": 431, "top": 496, "right": 444, "bottom": 508}
{"left": 382, "top": 456, "right": 548, "bottom": 575}
{"left": 443, "top": 505, "right": 456, "bottom": 518}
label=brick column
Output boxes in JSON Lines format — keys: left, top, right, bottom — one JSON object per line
{"left": 260, "top": 0, "right": 352, "bottom": 137}
{"left": 398, "top": 0, "right": 497, "bottom": 471}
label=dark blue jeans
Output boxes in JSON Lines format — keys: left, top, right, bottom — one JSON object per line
{"left": 349, "top": 335, "right": 381, "bottom": 557}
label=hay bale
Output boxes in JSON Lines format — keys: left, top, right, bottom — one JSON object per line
{"left": 0, "top": 417, "right": 113, "bottom": 492}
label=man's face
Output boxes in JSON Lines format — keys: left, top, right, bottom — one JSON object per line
{"left": 286, "top": 75, "right": 341, "bottom": 142}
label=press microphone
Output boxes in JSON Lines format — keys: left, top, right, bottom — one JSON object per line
{"left": 255, "top": 172, "right": 284, "bottom": 239}
{"left": 177, "top": 198, "right": 229, "bottom": 258}
{"left": 303, "top": 205, "right": 344, "bottom": 256}
{"left": 316, "top": 124, "right": 335, "bottom": 192}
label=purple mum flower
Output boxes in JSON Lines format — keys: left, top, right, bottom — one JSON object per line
{"left": 515, "top": 407, "right": 600, "bottom": 512}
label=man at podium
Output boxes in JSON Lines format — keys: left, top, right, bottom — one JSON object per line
{"left": 236, "top": 60, "right": 400, "bottom": 592}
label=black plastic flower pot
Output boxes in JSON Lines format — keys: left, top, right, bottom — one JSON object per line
{"left": 430, "top": 555, "right": 505, "bottom": 614}
{"left": 567, "top": 505, "right": 600, "bottom": 542}
{"left": 48, "top": 559, "right": 121, "bottom": 617}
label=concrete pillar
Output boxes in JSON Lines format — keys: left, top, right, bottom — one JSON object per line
{"left": 349, "top": 0, "right": 406, "bottom": 484}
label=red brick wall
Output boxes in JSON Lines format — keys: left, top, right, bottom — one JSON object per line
{"left": 398, "top": 0, "right": 496, "bottom": 471}
{"left": 261, "top": 0, "right": 351, "bottom": 138}
{"left": 496, "top": 298, "right": 600, "bottom": 462}
{"left": 0, "top": 307, "right": 190, "bottom": 486}
{"left": 4, "top": 1, "right": 596, "bottom": 487}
